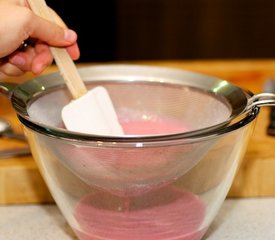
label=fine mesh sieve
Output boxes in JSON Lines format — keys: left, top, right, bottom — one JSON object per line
{"left": 26, "top": 80, "right": 232, "bottom": 137}
{"left": 4, "top": 64, "right": 263, "bottom": 140}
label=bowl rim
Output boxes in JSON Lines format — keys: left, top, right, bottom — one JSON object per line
{"left": 18, "top": 107, "right": 259, "bottom": 145}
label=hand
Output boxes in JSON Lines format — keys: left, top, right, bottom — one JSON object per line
{"left": 0, "top": 0, "right": 80, "bottom": 79}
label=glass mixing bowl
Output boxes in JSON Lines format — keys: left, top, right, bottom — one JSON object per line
{"left": 0, "top": 64, "right": 273, "bottom": 240}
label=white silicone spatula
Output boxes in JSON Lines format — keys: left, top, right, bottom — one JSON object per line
{"left": 27, "top": 0, "right": 124, "bottom": 136}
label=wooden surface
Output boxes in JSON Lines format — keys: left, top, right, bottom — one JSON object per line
{"left": 1, "top": 59, "right": 275, "bottom": 204}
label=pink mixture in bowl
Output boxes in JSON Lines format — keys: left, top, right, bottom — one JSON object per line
{"left": 74, "top": 186, "right": 206, "bottom": 240}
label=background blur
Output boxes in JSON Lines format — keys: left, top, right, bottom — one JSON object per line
{"left": 47, "top": 0, "right": 275, "bottom": 62}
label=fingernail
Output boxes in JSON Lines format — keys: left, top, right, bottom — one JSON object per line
{"left": 64, "top": 29, "right": 77, "bottom": 42}
{"left": 10, "top": 55, "right": 26, "bottom": 65}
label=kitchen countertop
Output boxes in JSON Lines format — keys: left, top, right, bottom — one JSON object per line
{"left": 1, "top": 198, "right": 275, "bottom": 240}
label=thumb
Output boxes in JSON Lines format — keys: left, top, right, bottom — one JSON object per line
{"left": 27, "top": 12, "right": 78, "bottom": 47}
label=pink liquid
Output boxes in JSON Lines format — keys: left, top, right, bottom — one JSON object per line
{"left": 73, "top": 186, "right": 206, "bottom": 240}
{"left": 119, "top": 115, "right": 189, "bottom": 135}
{"left": 54, "top": 115, "right": 204, "bottom": 197}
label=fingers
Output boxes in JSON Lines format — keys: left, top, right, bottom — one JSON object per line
{"left": 31, "top": 43, "right": 53, "bottom": 74}
{"left": 8, "top": 42, "right": 52, "bottom": 75}
{"left": 0, "top": 1, "right": 80, "bottom": 77}
{"left": 8, "top": 40, "right": 80, "bottom": 75}
{"left": 26, "top": 13, "right": 78, "bottom": 47}
{"left": 0, "top": 61, "right": 25, "bottom": 77}
{"left": 66, "top": 43, "right": 80, "bottom": 60}
{"left": 23, "top": 8, "right": 80, "bottom": 61}
{"left": 0, "top": 72, "right": 6, "bottom": 80}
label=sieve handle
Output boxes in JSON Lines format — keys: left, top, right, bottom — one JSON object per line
{"left": 247, "top": 93, "right": 275, "bottom": 110}
{"left": 0, "top": 82, "right": 17, "bottom": 98}
{"left": 27, "top": 0, "right": 87, "bottom": 99}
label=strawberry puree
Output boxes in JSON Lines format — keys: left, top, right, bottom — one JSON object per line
{"left": 119, "top": 115, "right": 189, "bottom": 135}
{"left": 73, "top": 186, "right": 206, "bottom": 240}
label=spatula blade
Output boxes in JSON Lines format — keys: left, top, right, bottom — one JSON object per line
{"left": 62, "top": 86, "right": 124, "bottom": 136}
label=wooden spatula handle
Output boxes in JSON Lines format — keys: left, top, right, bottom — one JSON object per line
{"left": 27, "top": 0, "right": 87, "bottom": 99}
{"left": 50, "top": 47, "right": 87, "bottom": 99}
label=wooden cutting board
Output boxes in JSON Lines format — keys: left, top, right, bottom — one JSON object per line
{"left": 1, "top": 60, "right": 275, "bottom": 205}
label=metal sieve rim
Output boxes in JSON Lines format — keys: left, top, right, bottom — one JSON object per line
{"left": 6, "top": 64, "right": 255, "bottom": 143}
